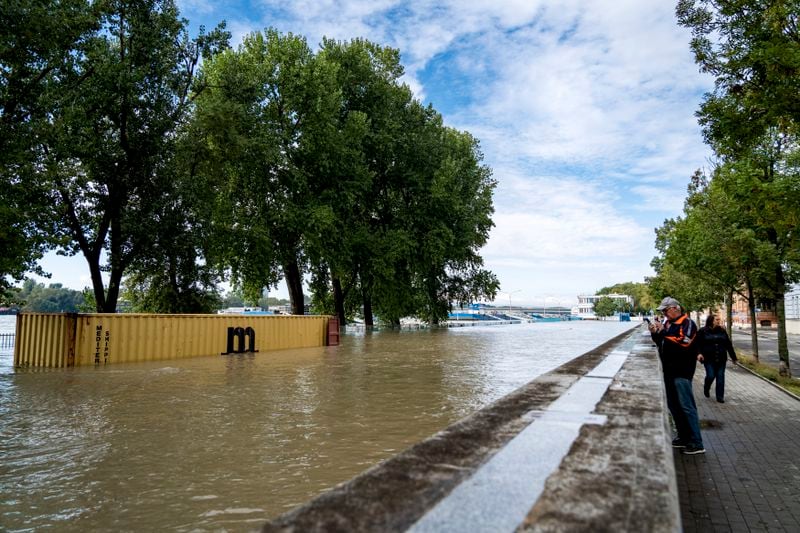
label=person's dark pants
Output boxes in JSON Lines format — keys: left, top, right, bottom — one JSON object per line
{"left": 704, "top": 361, "right": 727, "bottom": 401}
{"left": 664, "top": 374, "right": 704, "bottom": 448}
{"left": 664, "top": 375, "right": 690, "bottom": 442}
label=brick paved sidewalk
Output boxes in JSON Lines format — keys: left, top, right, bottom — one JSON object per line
{"left": 675, "top": 364, "right": 800, "bottom": 532}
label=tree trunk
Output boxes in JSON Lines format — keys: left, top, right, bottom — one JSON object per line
{"left": 332, "top": 275, "right": 346, "bottom": 326}
{"left": 283, "top": 259, "right": 305, "bottom": 315}
{"left": 746, "top": 278, "right": 759, "bottom": 362}
{"left": 86, "top": 252, "right": 106, "bottom": 312}
{"left": 725, "top": 289, "right": 733, "bottom": 339}
{"left": 363, "top": 292, "right": 374, "bottom": 327}
{"left": 104, "top": 266, "right": 123, "bottom": 313}
{"left": 775, "top": 266, "right": 790, "bottom": 377}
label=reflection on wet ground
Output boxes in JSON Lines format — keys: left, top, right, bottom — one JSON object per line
{"left": 0, "top": 318, "right": 635, "bottom": 531}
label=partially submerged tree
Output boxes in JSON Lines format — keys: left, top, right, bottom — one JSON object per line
{"left": 31, "top": 0, "right": 228, "bottom": 312}
{"left": 197, "top": 33, "right": 498, "bottom": 324}
{"left": 0, "top": 0, "right": 99, "bottom": 293}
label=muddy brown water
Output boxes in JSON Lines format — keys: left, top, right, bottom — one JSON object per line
{"left": 0, "top": 316, "right": 635, "bottom": 531}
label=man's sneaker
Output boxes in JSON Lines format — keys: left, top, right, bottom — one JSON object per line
{"left": 683, "top": 444, "right": 706, "bottom": 455}
{"left": 671, "top": 438, "right": 686, "bottom": 448}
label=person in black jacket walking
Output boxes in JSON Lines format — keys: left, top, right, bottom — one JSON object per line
{"left": 649, "top": 297, "right": 705, "bottom": 455}
{"left": 696, "top": 314, "right": 738, "bottom": 403}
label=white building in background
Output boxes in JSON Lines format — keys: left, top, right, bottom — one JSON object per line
{"left": 786, "top": 284, "right": 800, "bottom": 320}
{"left": 786, "top": 284, "right": 800, "bottom": 334}
{"left": 573, "top": 293, "right": 635, "bottom": 319}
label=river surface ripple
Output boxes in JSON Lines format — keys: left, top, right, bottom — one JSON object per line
{"left": 0, "top": 316, "right": 635, "bottom": 531}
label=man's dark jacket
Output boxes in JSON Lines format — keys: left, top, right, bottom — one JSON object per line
{"left": 651, "top": 313, "right": 698, "bottom": 379}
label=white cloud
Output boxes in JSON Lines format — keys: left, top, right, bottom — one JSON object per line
{"left": 177, "top": 0, "right": 217, "bottom": 15}
{"left": 445, "top": 6, "right": 711, "bottom": 170}
{"left": 484, "top": 169, "right": 650, "bottom": 263}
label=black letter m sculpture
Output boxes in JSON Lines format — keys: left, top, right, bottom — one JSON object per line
{"left": 223, "top": 327, "right": 258, "bottom": 354}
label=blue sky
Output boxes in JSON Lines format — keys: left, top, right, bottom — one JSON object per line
{"left": 32, "top": 0, "right": 714, "bottom": 308}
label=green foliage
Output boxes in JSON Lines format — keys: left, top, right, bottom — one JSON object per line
{"left": 12, "top": 1, "right": 229, "bottom": 312}
{"left": 195, "top": 29, "right": 329, "bottom": 313}
{"left": 665, "top": 2, "right": 800, "bottom": 375}
{"left": 195, "top": 32, "right": 498, "bottom": 324}
{"left": 5, "top": 15, "right": 497, "bottom": 321}
{"left": 593, "top": 297, "right": 618, "bottom": 317}
{"left": 78, "top": 288, "right": 96, "bottom": 313}
{"left": 13, "top": 280, "right": 84, "bottom": 313}
{"left": 122, "top": 270, "right": 221, "bottom": 314}
{"left": 220, "top": 292, "right": 245, "bottom": 308}
{"left": 0, "top": 0, "right": 98, "bottom": 291}
{"left": 313, "top": 39, "right": 498, "bottom": 325}
{"left": 597, "top": 282, "right": 654, "bottom": 313}
{"left": 677, "top": 0, "right": 800, "bottom": 155}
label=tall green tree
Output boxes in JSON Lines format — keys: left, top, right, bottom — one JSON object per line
{"left": 32, "top": 0, "right": 227, "bottom": 312}
{"left": 196, "top": 32, "right": 498, "bottom": 324}
{"left": 404, "top": 126, "right": 498, "bottom": 324}
{"left": 677, "top": 1, "right": 800, "bottom": 375}
{"left": 651, "top": 168, "right": 770, "bottom": 357}
{"left": 313, "top": 39, "right": 498, "bottom": 326}
{"left": 714, "top": 137, "right": 800, "bottom": 375}
{"left": 120, "top": 86, "right": 229, "bottom": 314}
{"left": 677, "top": 0, "right": 800, "bottom": 155}
{"left": 309, "top": 38, "right": 409, "bottom": 326}
{"left": 196, "top": 29, "right": 339, "bottom": 315}
{"left": 0, "top": 0, "right": 99, "bottom": 292}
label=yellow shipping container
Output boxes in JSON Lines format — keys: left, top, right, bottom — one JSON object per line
{"left": 14, "top": 313, "right": 332, "bottom": 368}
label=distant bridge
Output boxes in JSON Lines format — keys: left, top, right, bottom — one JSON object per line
{"left": 486, "top": 306, "right": 573, "bottom": 317}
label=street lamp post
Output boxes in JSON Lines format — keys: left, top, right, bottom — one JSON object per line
{"left": 505, "top": 290, "right": 521, "bottom": 316}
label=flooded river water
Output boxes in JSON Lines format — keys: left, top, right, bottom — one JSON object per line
{"left": 0, "top": 316, "right": 635, "bottom": 531}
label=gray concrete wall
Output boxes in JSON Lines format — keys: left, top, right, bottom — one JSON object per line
{"left": 261, "top": 328, "right": 680, "bottom": 532}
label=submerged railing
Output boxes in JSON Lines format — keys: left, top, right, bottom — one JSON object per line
{"left": 0, "top": 333, "right": 14, "bottom": 348}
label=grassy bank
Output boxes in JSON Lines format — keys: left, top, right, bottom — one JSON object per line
{"left": 736, "top": 355, "right": 800, "bottom": 396}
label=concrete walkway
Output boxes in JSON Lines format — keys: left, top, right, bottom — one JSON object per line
{"left": 675, "top": 364, "right": 800, "bottom": 531}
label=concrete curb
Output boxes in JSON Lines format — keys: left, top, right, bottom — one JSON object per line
{"left": 517, "top": 329, "right": 680, "bottom": 532}
{"left": 261, "top": 327, "right": 679, "bottom": 532}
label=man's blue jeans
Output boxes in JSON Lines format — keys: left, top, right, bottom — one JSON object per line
{"left": 673, "top": 377, "right": 703, "bottom": 447}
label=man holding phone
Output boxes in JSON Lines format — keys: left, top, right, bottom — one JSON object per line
{"left": 648, "top": 297, "right": 705, "bottom": 455}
